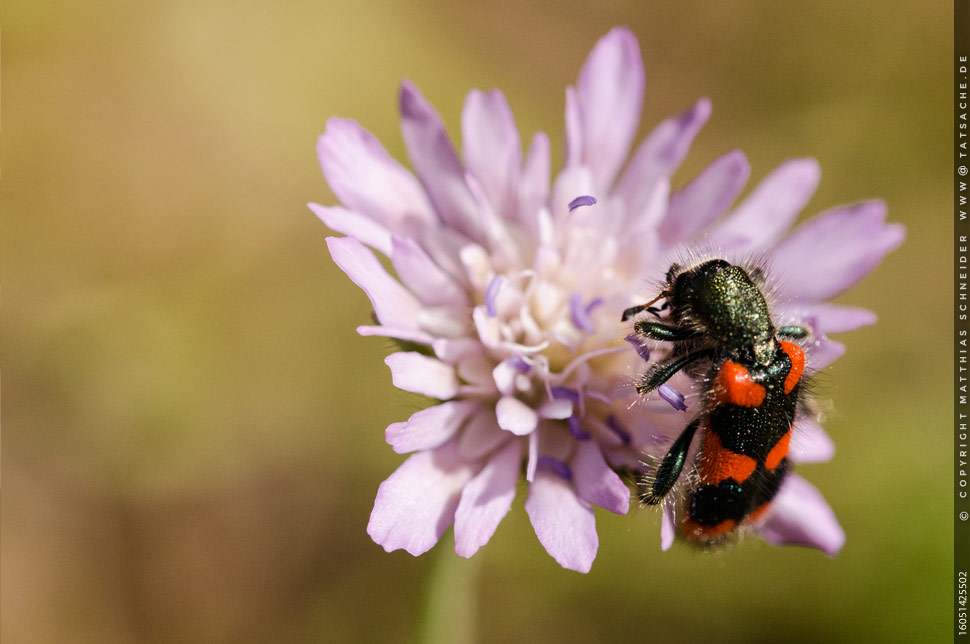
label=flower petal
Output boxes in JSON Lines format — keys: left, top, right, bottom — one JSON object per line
{"left": 712, "top": 158, "right": 820, "bottom": 249}
{"left": 572, "top": 26, "right": 645, "bottom": 191}
{"left": 495, "top": 396, "right": 538, "bottom": 436}
{"left": 525, "top": 470, "right": 598, "bottom": 572}
{"left": 517, "top": 132, "right": 550, "bottom": 241}
{"left": 385, "top": 352, "right": 459, "bottom": 399}
{"left": 454, "top": 439, "right": 521, "bottom": 557}
{"left": 385, "top": 400, "right": 479, "bottom": 454}
{"left": 809, "top": 337, "right": 846, "bottom": 370}
{"left": 316, "top": 118, "right": 434, "bottom": 231}
{"left": 805, "top": 304, "right": 877, "bottom": 334}
{"left": 391, "top": 236, "right": 469, "bottom": 307}
{"left": 462, "top": 89, "right": 521, "bottom": 217}
{"left": 790, "top": 418, "right": 835, "bottom": 464}
{"left": 309, "top": 203, "right": 393, "bottom": 256}
{"left": 367, "top": 442, "right": 477, "bottom": 556}
{"left": 399, "top": 81, "right": 481, "bottom": 241}
{"left": 772, "top": 200, "right": 905, "bottom": 302}
{"left": 572, "top": 440, "right": 630, "bottom": 514}
{"left": 538, "top": 399, "right": 573, "bottom": 420}
{"left": 616, "top": 97, "right": 711, "bottom": 221}
{"left": 327, "top": 236, "right": 420, "bottom": 328}
{"left": 658, "top": 149, "right": 749, "bottom": 245}
{"left": 456, "top": 408, "right": 510, "bottom": 461}
{"left": 759, "top": 474, "right": 845, "bottom": 556}
{"left": 356, "top": 325, "right": 435, "bottom": 345}
{"left": 775, "top": 303, "right": 877, "bottom": 335}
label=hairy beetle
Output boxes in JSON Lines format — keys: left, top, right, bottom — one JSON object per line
{"left": 623, "top": 258, "right": 809, "bottom": 544}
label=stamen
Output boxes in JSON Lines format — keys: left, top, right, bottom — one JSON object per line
{"left": 558, "top": 345, "right": 628, "bottom": 381}
{"left": 567, "top": 195, "right": 597, "bottom": 211}
{"left": 624, "top": 333, "right": 651, "bottom": 361}
{"left": 537, "top": 456, "right": 573, "bottom": 480}
{"left": 550, "top": 386, "right": 580, "bottom": 403}
{"left": 508, "top": 355, "right": 531, "bottom": 373}
{"left": 606, "top": 414, "right": 632, "bottom": 445}
{"left": 569, "top": 293, "right": 595, "bottom": 332}
{"left": 526, "top": 431, "right": 539, "bottom": 482}
{"left": 658, "top": 384, "right": 688, "bottom": 411}
{"left": 568, "top": 416, "right": 592, "bottom": 441}
{"left": 485, "top": 275, "right": 503, "bottom": 317}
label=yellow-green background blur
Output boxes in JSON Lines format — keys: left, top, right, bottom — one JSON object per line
{"left": 3, "top": 1, "right": 951, "bottom": 643}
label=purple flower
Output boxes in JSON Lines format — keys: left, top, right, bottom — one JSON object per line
{"left": 313, "top": 27, "right": 903, "bottom": 571}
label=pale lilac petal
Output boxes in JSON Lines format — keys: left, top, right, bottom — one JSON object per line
{"left": 385, "top": 400, "right": 479, "bottom": 454}
{"left": 538, "top": 399, "right": 573, "bottom": 420}
{"left": 454, "top": 439, "right": 522, "bottom": 557}
{"left": 551, "top": 166, "right": 595, "bottom": 226}
{"left": 772, "top": 201, "right": 906, "bottom": 302}
{"left": 367, "top": 442, "right": 476, "bottom": 556}
{"left": 356, "top": 325, "right": 434, "bottom": 345}
{"left": 790, "top": 418, "right": 835, "bottom": 464}
{"left": 309, "top": 204, "right": 393, "bottom": 256}
{"left": 432, "top": 337, "right": 481, "bottom": 364}
{"left": 616, "top": 98, "right": 712, "bottom": 220}
{"left": 391, "top": 236, "right": 468, "bottom": 307}
{"left": 658, "top": 150, "right": 750, "bottom": 245}
{"left": 810, "top": 338, "right": 846, "bottom": 370}
{"left": 573, "top": 26, "right": 645, "bottom": 190}
{"left": 571, "top": 440, "right": 630, "bottom": 514}
{"left": 456, "top": 409, "right": 509, "bottom": 460}
{"left": 564, "top": 86, "right": 582, "bottom": 169}
{"left": 317, "top": 119, "right": 434, "bottom": 230}
{"left": 399, "top": 81, "right": 481, "bottom": 241}
{"left": 327, "top": 236, "right": 420, "bottom": 327}
{"left": 517, "top": 132, "right": 550, "bottom": 240}
{"left": 462, "top": 89, "right": 521, "bottom": 216}
{"left": 775, "top": 303, "right": 877, "bottom": 335}
{"left": 525, "top": 470, "right": 598, "bottom": 573}
{"left": 712, "top": 158, "right": 820, "bottom": 249}
{"left": 491, "top": 359, "right": 518, "bottom": 396}
{"left": 661, "top": 503, "right": 676, "bottom": 551}
{"left": 759, "top": 474, "right": 845, "bottom": 556}
{"left": 495, "top": 396, "right": 538, "bottom": 435}
{"left": 385, "top": 352, "right": 459, "bottom": 399}
{"left": 806, "top": 305, "right": 877, "bottom": 334}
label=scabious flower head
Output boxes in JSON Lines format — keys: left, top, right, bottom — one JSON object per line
{"left": 312, "top": 27, "right": 904, "bottom": 572}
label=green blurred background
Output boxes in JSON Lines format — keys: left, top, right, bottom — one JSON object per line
{"left": 2, "top": 1, "right": 951, "bottom": 642}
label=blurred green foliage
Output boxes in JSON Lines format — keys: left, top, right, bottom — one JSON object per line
{"left": 2, "top": 1, "right": 951, "bottom": 643}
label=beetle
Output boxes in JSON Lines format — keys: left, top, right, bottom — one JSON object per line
{"left": 623, "top": 258, "right": 810, "bottom": 544}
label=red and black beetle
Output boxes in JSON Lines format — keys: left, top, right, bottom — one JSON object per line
{"left": 623, "top": 258, "right": 809, "bottom": 544}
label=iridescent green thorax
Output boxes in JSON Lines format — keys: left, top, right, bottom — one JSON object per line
{"left": 670, "top": 259, "right": 777, "bottom": 365}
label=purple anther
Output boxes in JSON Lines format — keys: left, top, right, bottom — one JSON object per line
{"left": 536, "top": 456, "right": 573, "bottom": 480}
{"left": 485, "top": 276, "right": 503, "bottom": 317}
{"left": 624, "top": 334, "right": 651, "bottom": 362}
{"left": 606, "top": 414, "right": 632, "bottom": 445}
{"left": 568, "top": 195, "right": 597, "bottom": 212}
{"left": 507, "top": 355, "right": 531, "bottom": 373}
{"left": 550, "top": 386, "right": 581, "bottom": 403}
{"left": 569, "top": 293, "right": 595, "bottom": 332}
{"left": 568, "top": 416, "right": 592, "bottom": 441}
{"left": 658, "top": 384, "right": 688, "bottom": 411}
